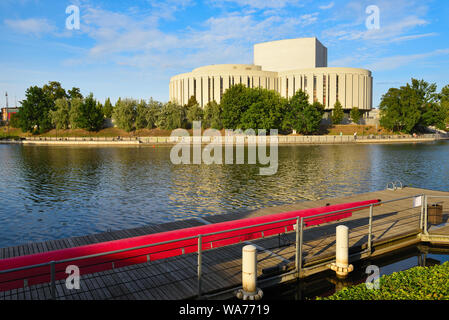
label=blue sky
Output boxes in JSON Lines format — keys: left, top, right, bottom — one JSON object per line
{"left": 1, "top": 0, "right": 448, "bottom": 108}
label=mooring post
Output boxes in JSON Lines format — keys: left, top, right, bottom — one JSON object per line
{"left": 197, "top": 235, "right": 202, "bottom": 298}
{"left": 236, "top": 245, "right": 263, "bottom": 300}
{"left": 330, "top": 225, "right": 353, "bottom": 278}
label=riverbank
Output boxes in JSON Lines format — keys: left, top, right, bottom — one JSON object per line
{"left": 0, "top": 133, "right": 446, "bottom": 145}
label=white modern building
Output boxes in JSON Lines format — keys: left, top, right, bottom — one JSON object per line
{"left": 169, "top": 38, "right": 373, "bottom": 114}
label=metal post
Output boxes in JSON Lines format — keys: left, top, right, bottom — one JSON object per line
{"left": 419, "top": 194, "right": 425, "bottom": 230}
{"left": 368, "top": 204, "right": 374, "bottom": 253}
{"left": 298, "top": 218, "right": 304, "bottom": 278}
{"left": 424, "top": 195, "right": 429, "bottom": 235}
{"left": 50, "top": 261, "right": 56, "bottom": 300}
{"left": 295, "top": 217, "right": 300, "bottom": 276}
{"left": 197, "top": 235, "right": 202, "bottom": 298}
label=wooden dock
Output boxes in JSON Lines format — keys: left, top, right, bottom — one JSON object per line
{"left": 1, "top": 187, "right": 449, "bottom": 300}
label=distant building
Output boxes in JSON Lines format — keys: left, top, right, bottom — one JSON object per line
{"left": 1, "top": 107, "right": 20, "bottom": 122}
{"left": 169, "top": 37, "right": 373, "bottom": 116}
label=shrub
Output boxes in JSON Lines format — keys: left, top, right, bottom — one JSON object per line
{"left": 320, "top": 262, "right": 449, "bottom": 300}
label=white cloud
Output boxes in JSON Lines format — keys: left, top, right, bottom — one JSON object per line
{"left": 319, "top": 2, "right": 334, "bottom": 10}
{"left": 4, "top": 18, "right": 55, "bottom": 36}
{"left": 367, "top": 49, "right": 449, "bottom": 71}
{"left": 209, "top": 0, "right": 304, "bottom": 9}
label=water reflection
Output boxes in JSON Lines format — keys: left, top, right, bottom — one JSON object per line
{"left": 0, "top": 141, "right": 448, "bottom": 247}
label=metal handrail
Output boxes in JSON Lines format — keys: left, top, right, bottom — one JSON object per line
{"left": 0, "top": 193, "right": 423, "bottom": 300}
{"left": 0, "top": 194, "right": 419, "bottom": 276}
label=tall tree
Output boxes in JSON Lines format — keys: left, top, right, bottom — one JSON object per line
{"left": 70, "top": 93, "right": 104, "bottom": 131}
{"left": 203, "top": 101, "right": 223, "bottom": 129}
{"left": 43, "top": 81, "right": 68, "bottom": 103}
{"left": 135, "top": 100, "right": 149, "bottom": 130}
{"left": 50, "top": 98, "right": 71, "bottom": 130}
{"left": 156, "top": 101, "right": 186, "bottom": 130}
{"left": 284, "top": 90, "right": 324, "bottom": 134}
{"left": 186, "top": 102, "right": 204, "bottom": 128}
{"left": 113, "top": 98, "right": 137, "bottom": 132}
{"left": 68, "top": 87, "right": 83, "bottom": 100}
{"left": 103, "top": 98, "right": 114, "bottom": 118}
{"left": 146, "top": 98, "right": 162, "bottom": 129}
{"left": 17, "top": 86, "right": 53, "bottom": 133}
{"left": 240, "top": 89, "right": 286, "bottom": 130}
{"left": 350, "top": 107, "right": 361, "bottom": 124}
{"left": 332, "top": 100, "right": 344, "bottom": 125}
{"left": 221, "top": 84, "right": 258, "bottom": 129}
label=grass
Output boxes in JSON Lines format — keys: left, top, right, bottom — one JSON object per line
{"left": 319, "top": 262, "right": 449, "bottom": 300}
{"left": 0, "top": 124, "right": 401, "bottom": 138}
{"left": 324, "top": 124, "right": 397, "bottom": 136}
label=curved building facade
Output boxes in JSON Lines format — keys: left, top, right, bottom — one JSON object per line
{"left": 169, "top": 38, "right": 373, "bottom": 112}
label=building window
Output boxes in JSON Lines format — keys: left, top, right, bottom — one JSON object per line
{"left": 220, "top": 77, "right": 223, "bottom": 99}
{"left": 286, "top": 78, "right": 289, "bottom": 97}
{"left": 313, "top": 76, "right": 317, "bottom": 102}
{"left": 247, "top": 76, "right": 250, "bottom": 88}
{"left": 323, "top": 75, "right": 327, "bottom": 107}
{"left": 336, "top": 75, "right": 339, "bottom": 102}
{"left": 304, "top": 76, "right": 307, "bottom": 89}
{"left": 293, "top": 77, "right": 296, "bottom": 95}
{"left": 208, "top": 77, "right": 211, "bottom": 103}
{"left": 201, "top": 78, "right": 203, "bottom": 107}
{"left": 193, "top": 79, "right": 196, "bottom": 100}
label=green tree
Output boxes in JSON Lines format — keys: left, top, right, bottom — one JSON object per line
{"left": 186, "top": 102, "right": 204, "bottom": 128}
{"left": 50, "top": 98, "right": 71, "bottom": 130}
{"left": 240, "top": 89, "right": 286, "bottom": 130}
{"left": 350, "top": 107, "right": 361, "bottom": 124}
{"left": 379, "top": 79, "right": 440, "bottom": 133}
{"left": 9, "top": 113, "right": 20, "bottom": 128}
{"left": 43, "top": 81, "right": 68, "bottom": 103}
{"left": 103, "top": 98, "right": 114, "bottom": 118}
{"left": 332, "top": 100, "right": 344, "bottom": 125}
{"left": 69, "top": 97, "right": 83, "bottom": 129}
{"left": 440, "top": 85, "right": 449, "bottom": 130}
{"left": 203, "top": 101, "right": 223, "bottom": 129}
{"left": 186, "top": 96, "right": 199, "bottom": 109}
{"left": 146, "top": 98, "right": 162, "bottom": 129}
{"left": 113, "top": 98, "right": 137, "bottom": 132}
{"left": 17, "top": 86, "right": 53, "bottom": 133}
{"left": 68, "top": 87, "right": 83, "bottom": 100}
{"left": 156, "top": 101, "right": 186, "bottom": 130}
{"left": 221, "top": 84, "right": 258, "bottom": 129}
{"left": 135, "top": 100, "right": 149, "bottom": 130}
{"left": 284, "top": 90, "right": 324, "bottom": 134}
{"left": 379, "top": 86, "right": 421, "bottom": 133}
{"left": 78, "top": 94, "right": 104, "bottom": 131}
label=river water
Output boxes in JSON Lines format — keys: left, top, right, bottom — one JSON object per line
{"left": 0, "top": 141, "right": 448, "bottom": 247}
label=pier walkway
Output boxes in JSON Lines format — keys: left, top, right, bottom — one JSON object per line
{"left": 1, "top": 187, "right": 449, "bottom": 300}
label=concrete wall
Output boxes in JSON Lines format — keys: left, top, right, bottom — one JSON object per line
{"left": 169, "top": 38, "right": 373, "bottom": 111}
{"left": 278, "top": 67, "right": 372, "bottom": 110}
{"left": 254, "top": 37, "right": 327, "bottom": 72}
